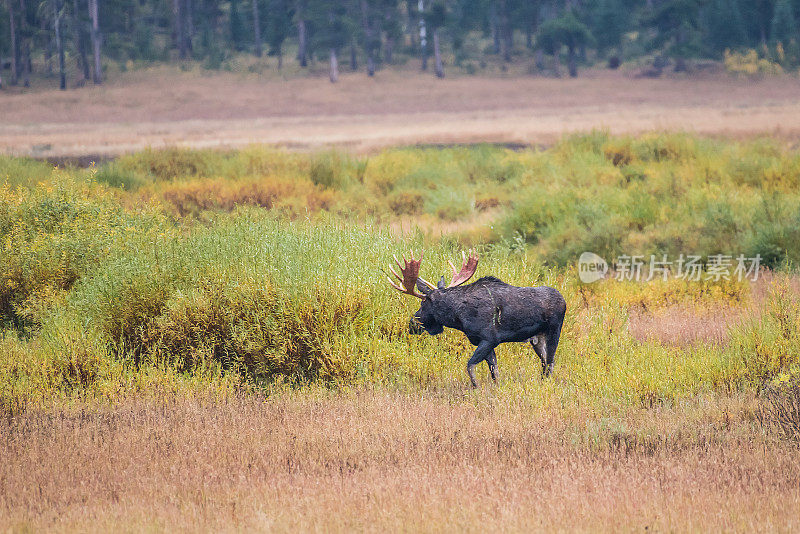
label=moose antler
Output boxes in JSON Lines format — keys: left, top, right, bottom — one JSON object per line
{"left": 447, "top": 250, "right": 479, "bottom": 288}
{"left": 387, "top": 250, "right": 435, "bottom": 299}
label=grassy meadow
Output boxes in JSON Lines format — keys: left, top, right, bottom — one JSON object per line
{"left": 1, "top": 133, "right": 799, "bottom": 531}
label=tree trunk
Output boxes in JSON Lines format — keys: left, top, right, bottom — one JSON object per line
{"left": 21, "top": 40, "right": 30, "bottom": 87}
{"left": 329, "top": 48, "right": 338, "bottom": 82}
{"left": 18, "top": 0, "right": 30, "bottom": 87}
{"left": 490, "top": 3, "right": 500, "bottom": 54}
{"left": 184, "top": 0, "right": 193, "bottom": 54}
{"left": 6, "top": 0, "right": 18, "bottom": 85}
{"left": 384, "top": 36, "right": 394, "bottom": 64}
{"left": 433, "top": 29, "right": 443, "bottom": 78}
{"left": 297, "top": 17, "right": 307, "bottom": 66}
{"left": 567, "top": 45, "right": 577, "bottom": 77}
{"left": 383, "top": 2, "right": 394, "bottom": 64}
{"left": 252, "top": 0, "right": 262, "bottom": 56}
{"left": 54, "top": 0, "right": 66, "bottom": 89}
{"left": 674, "top": 27, "right": 686, "bottom": 72}
{"left": 552, "top": 49, "right": 561, "bottom": 77}
{"left": 499, "top": 0, "right": 511, "bottom": 62}
{"left": 418, "top": 0, "right": 427, "bottom": 71}
{"left": 72, "top": 0, "right": 90, "bottom": 81}
{"left": 172, "top": 0, "right": 186, "bottom": 58}
{"left": 44, "top": 15, "right": 53, "bottom": 74}
{"left": 535, "top": 48, "right": 544, "bottom": 71}
{"left": 350, "top": 40, "right": 358, "bottom": 71}
{"left": 403, "top": 1, "right": 414, "bottom": 49}
{"left": 88, "top": 0, "right": 101, "bottom": 84}
{"left": 360, "top": 0, "right": 375, "bottom": 76}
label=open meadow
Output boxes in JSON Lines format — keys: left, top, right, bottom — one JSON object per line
{"left": 1, "top": 128, "right": 799, "bottom": 531}
{"left": 3, "top": 69, "right": 800, "bottom": 158}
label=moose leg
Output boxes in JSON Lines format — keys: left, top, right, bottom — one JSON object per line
{"left": 543, "top": 327, "right": 562, "bottom": 378}
{"left": 467, "top": 341, "right": 495, "bottom": 388}
{"left": 529, "top": 336, "right": 548, "bottom": 376}
{"left": 486, "top": 349, "right": 499, "bottom": 382}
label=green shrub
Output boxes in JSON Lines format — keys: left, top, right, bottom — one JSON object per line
{"left": 94, "top": 163, "right": 148, "bottom": 191}
{"left": 0, "top": 182, "right": 169, "bottom": 328}
{"left": 729, "top": 281, "right": 800, "bottom": 384}
{"left": 0, "top": 156, "right": 58, "bottom": 189}
{"left": 388, "top": 190, "right": 425, "bottom": 215}
{"left": 46, "top": 214, "right": 404, "bottom": 384}
{"left": 115, "top": 148, "right": 224, "bottom": 181}
{"left": 458, "top": 145, "right": 524, "bottom": 183}
{"left": 427, "top": 190, "right": 473, "bottom": 221}
{"left": 309, "top": 152, "right": 361, "bottom": 190}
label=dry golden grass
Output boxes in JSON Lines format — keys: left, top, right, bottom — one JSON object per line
{"left": 628, "top": 273, "right": 800, "bottom": 348}
{"left": 2, "top": 390, "right": 799, "bottom": 533}
{"left": 4, "top": 69, "right": 800, "bottom": 157}
{"left": 628, "top": 304, "right": 747, "bottom": 346}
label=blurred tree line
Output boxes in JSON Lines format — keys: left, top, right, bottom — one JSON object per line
{"left": 1, "top": 0, "right": 799, "bottom": 88}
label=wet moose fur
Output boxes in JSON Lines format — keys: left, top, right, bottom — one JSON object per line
{"left": 413, "top": 276, "right": 567, "bottom": 387}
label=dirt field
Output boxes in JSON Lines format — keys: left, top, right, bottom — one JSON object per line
{"left": 3, "top": 68, "right": 800, "bottom": 157}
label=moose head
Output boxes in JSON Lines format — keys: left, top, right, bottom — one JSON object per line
{"left": 387, "top": 250, "right": 479, "bottom": 336}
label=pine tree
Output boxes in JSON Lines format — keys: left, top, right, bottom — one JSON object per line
{"left": 704, "top": 0, "right": 747, "bottom": 54}
{"left": 252, "top": 0, "right": 262, "bottom": 56}
{"left": 591, "top": 0, "right": 628, "bottom": 57}
{"left": 771, "top": 0, "right": 798, "bottom": 46}
{"left": 537, "top": 9, "right": 593, "bottom": 77}
{"left": 230, "top": 0, "right": 248, "bottom": 51}
{"left": 88, "top": 0, "right": 101, "bottom": 83}
{"left": 267, "top": 0, "right": 290, "bottom": 67}
{"left": 380, "top": 0, "right": 402, "bottom": 63}
{"left": 308, "top": 0, "right": 351, "bottom": 82}
{"left": 429, "top": 0, "right": 445, "bottom": 77}
{"left": 642, "top": 0, "right": 703, "bottom": 72}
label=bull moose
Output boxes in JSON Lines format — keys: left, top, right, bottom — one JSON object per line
{"left": 388, "top": 251, "right": 566, "bottom": 388}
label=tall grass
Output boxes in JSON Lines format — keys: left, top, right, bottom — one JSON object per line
{"left": 1, "top": 134, "right": 800, "bottom": 416}
{"left": 1, "top": 207, "right": 797, "bottom": 414}
{"left": 0, "top": 155, "right": 58, "bottom": 189}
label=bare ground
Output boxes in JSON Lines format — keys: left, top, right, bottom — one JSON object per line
{"left": 3, "top": 69, "right": 800, "bottom": 157}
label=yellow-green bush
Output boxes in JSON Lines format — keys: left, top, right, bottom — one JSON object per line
{"left": 83, "top": 135, "right": 800, "bottom": 270}
{"left": 729, "top": 281, "right": 800, "bottom": 384}
{"left": 0, "top": 180, "right": 170, "bottom": 327}
{"left": 724, "top": 48, "right": 785, "bottom": 76}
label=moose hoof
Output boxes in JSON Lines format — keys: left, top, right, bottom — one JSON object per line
{"left": 467, "top": 365, "right": 479, "bottom": 388}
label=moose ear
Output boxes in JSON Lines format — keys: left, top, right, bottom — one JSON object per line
{"left": 437, "top": 276, "right": 447, "bottom": 290}
{"left": 416, "top": 279, "right": 434, "bottom": 295}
